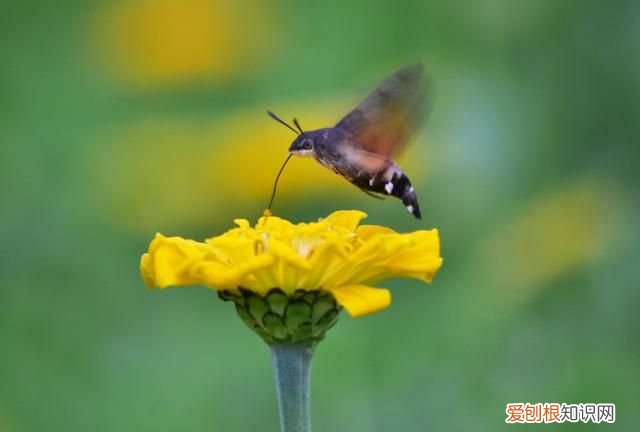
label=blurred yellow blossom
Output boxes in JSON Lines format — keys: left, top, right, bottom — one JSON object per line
{"left": 141, "top": 210, "right": 442, "bottom": 318}
{"left": 93, "top": 0, "right": 279, "bottom": 86}
{"left": 478, "top": 179, "right": 623, "bottom": 303}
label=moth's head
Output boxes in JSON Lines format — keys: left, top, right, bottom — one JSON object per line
{"left": 265, "top": 110, "right": 313, "bottom": 156}
{"left": 289, "top": 135, "right": 314, "bottom": 157}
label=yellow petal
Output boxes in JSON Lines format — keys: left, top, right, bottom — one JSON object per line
{"left": 232, "top": 218, "right": 251, "bottom": 230}
{"left": 140, "top": 253, "right": 155, "bottom": 288}
{"left": 143, "top": 233, "right": 212, "bottom": 288}
{"left": 301, "top": 241, "right": 350, "bottom": 289}
{"left": 383, "top": 230, "right": 442, "bottom": 281}
{"left": 207, "top": 236, "right": 255, "bottom": 265}
{"left": 256, "top": 214, "right": 295, "bottom": 231}
{"left": 266, "top": 238, "right": 313, "bottom": 270}
{"left": 321, "top": 236, "right": 400, "bottom": 287}
{"left": 189, "top": 261, "right": 237, "bottom": 289}
{"left": 329, "top": 284, "right": 392, "bottom": 317}
{"left": 323, "top": 210, "right": 368, "bottom": 231}
{"left": 355, "top": 224, "right": 398, "bottom": 241}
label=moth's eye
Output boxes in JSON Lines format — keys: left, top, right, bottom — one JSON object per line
{"left": 303, "top": 140, "right": 313, "bottom": 150}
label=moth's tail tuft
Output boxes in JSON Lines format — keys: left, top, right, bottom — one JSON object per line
{"left": 390, "top": 172, "right": 422, "bottom": 219}
{"left": 402, "top": 189, "right": 422, "bottom": 219}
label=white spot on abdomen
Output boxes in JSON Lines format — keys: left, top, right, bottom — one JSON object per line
{"left": 384, "top": 182, "right": 394, "bottom": 194}
{"left": 406, "top": 205, "right": 414, "bottom": 213}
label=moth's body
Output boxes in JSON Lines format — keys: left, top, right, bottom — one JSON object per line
{"left": 290, "top": 128, "right": 421, "bottom": 218}
{"left": 271, "top": 63, "right": 429, "bottom": 219}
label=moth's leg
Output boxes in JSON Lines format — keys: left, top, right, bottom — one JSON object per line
{"left": 358, "top": 187, "right": 386, "bottom": 200}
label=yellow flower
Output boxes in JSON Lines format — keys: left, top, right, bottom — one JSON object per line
{"left": 141, "top": 210, "right": 441, "bottom": 344}
{"left": 477, "top": 178, "right": 621, "bottom": 305}
{"left": 93, "top": 0, "right": 279, "bottom": 87}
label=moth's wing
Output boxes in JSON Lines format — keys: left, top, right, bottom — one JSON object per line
{"left": 335, "top": 63, "right": 430, "bottom": 159}
{"left": 341, "top": 145, "right": 391, "bottom": 173}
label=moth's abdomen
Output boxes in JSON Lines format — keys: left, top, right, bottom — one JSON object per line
{"left": 359, "top": 164, "right": 422, "bottom": 219}
{"left": 389, "top": 172, "right": 421, "bottom": 219}
{"left": 318, "top": 143, "right": 422, "bottom": 219}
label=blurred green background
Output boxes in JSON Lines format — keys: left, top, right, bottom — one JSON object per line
{"left": 1, "top": 0, "right": 639, "bottom": 430}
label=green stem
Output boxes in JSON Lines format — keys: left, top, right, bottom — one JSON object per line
{"left": 270, "top": 344, "right": 314, "bottom": 432}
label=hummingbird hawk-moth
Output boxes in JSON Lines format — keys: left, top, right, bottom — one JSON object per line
{"left": 268, "top": 63, "right": 430, "bottom": 219}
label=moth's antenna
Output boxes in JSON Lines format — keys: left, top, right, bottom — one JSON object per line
{"left": 267, "top": 110, "right": 299, "bottom": 135}
{"left": 293, "top": 118, "right": 304, "bottom": 134}
{"left": 266, "top": 153, "right": 294, "bottom": 212}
